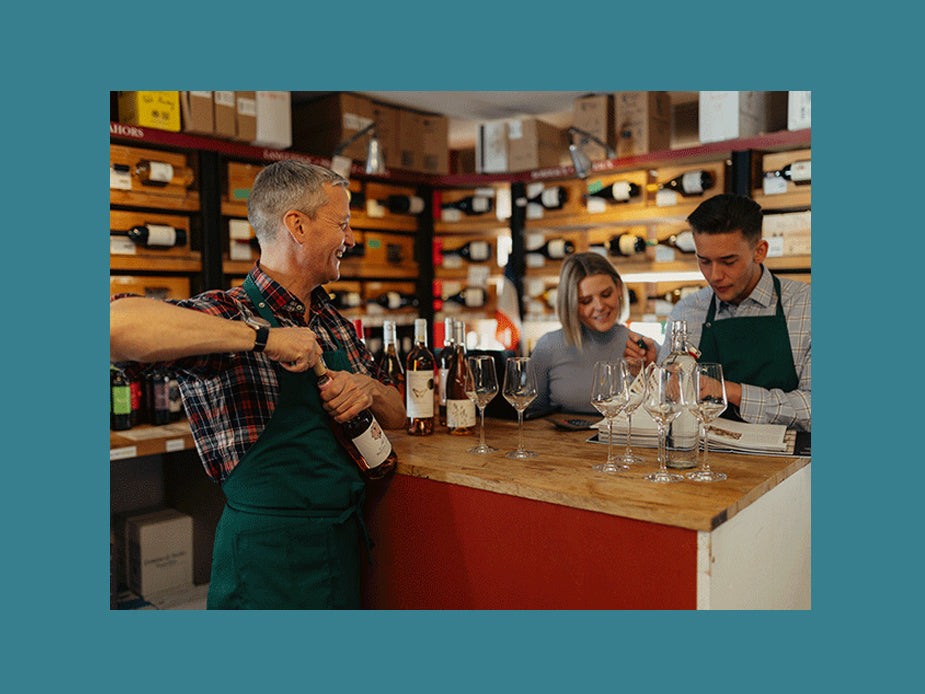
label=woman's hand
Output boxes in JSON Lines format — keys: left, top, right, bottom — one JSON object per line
{"left": 624, "top": 333, "right": 658, "bottom": 366}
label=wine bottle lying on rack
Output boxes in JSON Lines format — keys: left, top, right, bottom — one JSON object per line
{"left": 526, "top": 186, "right": 568, "bottom": 210}
{"left": 377, "top": 194, "right": 425, "bottom": 215}
{"left": 769, "top": 160, "right": 811, "bottom": 184}
{"left": 327, "top": 289, "right": 363, "bottom": 310}
{"left": 526, "top": 239, "right": 575, "bottom": 265}
{"left": 440, "top": 240, "right": 492, "bottom": 265}
{"left": 607, "top": 232, "right": 646, "bottom": 257}
{"left": 110, "top": 224, "right": 187, "bottom": 248}
{"left": 659, "top": 170, "right": 714, "bottom": 197}
{"left": 134, "top": 159, "right": 195, "bottom": 188}
{"left": 441, "top": 195, "right": 493, "bottom": 216}
{"left": 370, "top": 291, "right": 420, "bottom": 311}
{"left": 444, "top": 287, "right": 487, "bottom": 309}
{"left": 587, "top": 181, "right": 640, "bottom": 203}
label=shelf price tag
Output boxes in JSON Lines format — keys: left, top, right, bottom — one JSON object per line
{"left": 110, "top": 237, "right": 137, "bottom": 255}
{"left": 656, "top": 189, "right": 679, "bottom": 207}
{"left": 110, "top": 165, "right": 132, "bottom": 191}
{"left": 110, "top": 446, "right": 138, "bottom": 461}
{"left": 762, "top": 174, "right": 788, "bottom": 195}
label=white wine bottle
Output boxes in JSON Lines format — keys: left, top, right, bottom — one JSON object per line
{"left": 587, "top": 181, "right": 640, "bottom": 203}
{"left": 662, "top": 320, "right": 700, "bottom": 469}
{"left": 527, "top": 186, "right": 567, "bottom": 210}
{"left": 134, "top": 159, "right": 195, "bottom": 188}
{"left": 774, "top": 160, "right": 811, "bottom": 184}
{"left": 440, "top": 195, "right": 493, "bottom": 216}
{"left": 525, "top": 238, "right": 575, "bottom": 267}
{"left": 440, "top": 240, "right": 492, "bottom": 266}
{"left": 110, "top": 224, "right": 188, "bottom": 248}
{"left": 660, "top": 170, "right": 714, "bottom": 197}
{"left": 658, "top": 229, "right": 697, "bottom": 254}
{"left": 444, "top": 287, "right": 487, "bottom": 309}
{"left": 445, "top": 320, "right": 476, "bottom": 435}
{"left": 405, "top": 318, "right": 435, "bottom": 436}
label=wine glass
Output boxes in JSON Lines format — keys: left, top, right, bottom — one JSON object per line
{"left": 590, "top": 361, "right": 629, "bottom": 472}
{"left": 686, "top": 363, "right": 728, "bottom": 482}
{"left": 617, "top": 357, "right": 646, "bottom": 465}
{"left": 502, "top": 357, "right": 538, "bottom": 459}
{"left": 465, "top": 356, "right": 499, "bottom": 454}
{"left": 642, "top": 363, "right": 685, "bottom": 483}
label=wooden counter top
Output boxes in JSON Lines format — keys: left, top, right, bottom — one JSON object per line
{"left": 388, "top": 417, "right": 810, "bottom": 533}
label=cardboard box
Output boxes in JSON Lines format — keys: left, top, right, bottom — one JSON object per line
{"left": 252, "top": 90, "right": 291, "bottom": 150}
{"left": 788, "top": 91, "right": 811, "bottom": 130}
{"left": 573, "top": 94, "right": 615, "bottom": 160}
{"left": 397, "top": 109, "right": 424, "bottom": 171}
{"left": 506, "top": 118, "right": 568, "bottom": 172}
{"left": 117, "top": 91, "right": 181, "bottom": 132}
{"left": 179, "top": 91, "right": 214, "bottom": 135}
{"left": 126, "top": 508, "right": 194, "bottom": 597}
{"left": 420, "top": 114, "right": 449, "bottom": 174}
{"left": 615, "top": 91, "right": 671, "bottom": 157}
{"left": 234, "top": 91, "right": 257, "bottom": 142}
{"left": 213, "top": 90, "right": 237, "bottom": 138}
{"left": 699, "top": 91, "right": 767, "bottom": 143}
{"left": 476, "top": 120, "right": 508, "bottom": 173}
{"left": 371, "top": 102, "right": 400, "bottom": 170}
{"left": 291, "top": 92, "right": 375, "bottom": 160}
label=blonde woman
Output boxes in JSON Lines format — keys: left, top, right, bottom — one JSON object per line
{"left": 528, "top": 252, "right": 653, "bottom": 415}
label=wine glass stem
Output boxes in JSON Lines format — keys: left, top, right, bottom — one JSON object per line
{"left": 658, "top": 425, "right": 668, "bottom": 472}
{"left": 702, "top": 420, "right": 710, "bottom": 472}
{"left": 478, "top": 406, "right": 487, "bottom": 448}
{"left": 624, "top": 414, "right": 633, "bottom": 456}
{"left": 517, "top": 409, "right": 525, "bottom": 452}
{"left": 607, "top": 419, "right": 614, "bottom": 462}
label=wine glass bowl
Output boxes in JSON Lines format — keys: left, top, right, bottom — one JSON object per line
{"left": 686, "top": 363, "right": 728, "bottom": 482}
{"left": 642, "top": 363, "right": 685, "bottom": 483}
{"left": 502, "top": 357, "right": 538, "bottom": 459}
{"left": 590, "top": 361, "right": 630, "bottom": 473}
{"left": 465, "top": 356, "right": 499, "bottom": 454}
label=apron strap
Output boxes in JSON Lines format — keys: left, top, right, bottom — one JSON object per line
{"left": 243, "top": 275, "right": 282, "bottom": 328}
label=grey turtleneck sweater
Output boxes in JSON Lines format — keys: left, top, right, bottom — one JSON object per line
{"left": 527, "top": 323, "right": 630, "bottom": 415}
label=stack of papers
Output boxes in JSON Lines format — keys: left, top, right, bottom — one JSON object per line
{"left": 590, "top": 412, "right": 790, "bottom": 454}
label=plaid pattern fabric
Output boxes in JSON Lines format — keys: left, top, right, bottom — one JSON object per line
{"left": 656, "top": 266, "right": 811, "bottom": 431}
{"left": 113, "top": 264, "right": 391, "bottom": 483}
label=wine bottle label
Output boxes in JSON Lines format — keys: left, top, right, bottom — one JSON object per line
{"left": 472, "top": 197, "right": 490, "bottom": 213}
{"left": 350, "top": 417, "right": 392, "bottom": 468}
{"left": 148, "top": 162, "right": 175, "bottom": 184}
{"left": 615, "top": 235, "right": 636, "bottom": 256}
{"left": 469, "top": 241, "right": 490, "bottom": 262}
{"left": 763, "top": 174, "right": 788, "bottom": 196}
{"left": 146, "top": 224, "right": 179, "bottom": 247}
{"left": 110, "top": 237, "right": 137, "bottom": 255}
{"left": 586, "top": 198, "right": 606, "bottom": 214}
{"left": 681, "top": 172, "right": 704, "bottom": 194}
{"left": 789, "top": 161, "right": 811, "bottom": 182}
{"left": 112, "top": 386, "right": 131, "bottom": 415}
{"left": 547, "top": 239, "right": 567, "bottom": 258}
{"left": 672, "top": 230, "right": 696, "bottom": 253}
{"left": 611, "top": 181, "right": 633, "bottom": 201}
{"left": 447, "top": 399, "right": 476, "bottom": 428}
{"left": 110, "top": 166, "right": 132, "bottom": 191}
{"left": 541, "top": 188, "right": 561, "bottom": 208}
{"left": 406, "top": 371, "right": 434, "bottom": 417}
{"left": 656, "top": 189, "right": 678, "bottom": 207}
{"left": 408, "top": 196, "right": 425, "bottom": 215}
{"left": 386, "top": 291, "right": 401, "bottom": 309}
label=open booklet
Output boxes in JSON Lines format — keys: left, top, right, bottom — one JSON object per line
{"left": 590, "top": 410, "right": 791, "bottom": 454}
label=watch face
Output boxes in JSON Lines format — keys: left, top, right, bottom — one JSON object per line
{"left": 245, "top": 315, "right": 271, "bottom": 329}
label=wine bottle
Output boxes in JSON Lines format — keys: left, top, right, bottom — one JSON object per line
{"left": 526, "top": 239, "right": 575, "bottom": 267}
{"left": 440, "top": 240, "right": 492, "bottom": 266}
{"left": 148, "top": 367, "right": 171, "bottom": 426}
{"left": 378, "top": 194, "right": 425, "bottom": 215}
{"left": 445, "top": 320, "right": 476, "bottom": 435}
{"left": 660, "top": 170, "right": 714, "bottom": 197}
{"left": 437, "top": 317, "right": 455, "bottom": 427}
{"left": 313, "top": 357, "right": 397, "bottom": 480}
{"left": 405, "top": 318, "right": 435, "bottom": 435}
{"left": 607, "top": 232, "right": 646, "bottom": 257}
{"left": 110, "top": 224, "right": 188, "bottom": 249}
{"left": 167, "top": 371, "right": 183, "bottom": 422}
{"left": 378, "top": 320, "right": 405, "bottom": 402}
{"left": 662, "top": 320, "right": 700, "bottom": 469}
{"left": 110, "top": 366, "right": 132, "bottom": 431}
{"left": 587, "top": 181, "right": 640, "bottom": 203}
{"left": 440, "top": 195, "right": 493, "bottom": 216}
{"left": 659, "top": 229, "right": 697, "bottom": 254}
{"left": 444, "top": 286, "right": 487, "bottom": 309}
{"left": 527, "top": 186, "right": 568, "bottom": 210}
{"left": 328, "top": 289, "right": 363, "bottom": 310}
{"left": 134, "top": 159, "right": 195, "bottom": 188}
{"left": 370, "top": 291, "right": 420, "bottom": 311}
{"left": 774, "top": 160, "right": 811, "bottom": 184}
{"left": 348, "top": 190, "right": 366, "bottom": 210}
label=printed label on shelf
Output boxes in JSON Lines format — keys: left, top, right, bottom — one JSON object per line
{"left": 110, "top": 237, "right": 137, "bottom": 255}
{"left": 766, "top": 235, "right": 784, "bottom": 257}
{"left": 586, "top": 198, "right": 607, "bottom": 214}
{"left": 110, "top": 446, "right": 138, "bottom": 461}
{"left": 526, "top": 203, "right": 545, "bottom": 220}
{"left": 656, "top": 189, "right": 679, "bottom": 207}
{"left": 524, "top": 232, "right": 545, "bottom": 251}
{"left": 654, "top": 245, "right": 675, "bottom": 263}
{"left": 110, "top": 167, "right": 132, "bottom": 190}
{"left": 441, "top": 208, "right": 463, "bottom": 223}
{"left": 467, "top": 265, "right": 490, "bottom": 286}
{"left": 763, "top": 175, "right": 788, "bottom": 195}
{"left": 165, "top": 438, "right": 186, "bottom": 453}
{"left": 525, "top": 252, "right": 546, "bottom": 268}
{"left": 442, "top": 254, "right": 463, "bottom": 269}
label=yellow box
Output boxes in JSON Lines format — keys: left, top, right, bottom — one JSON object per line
{"left": 118, "top": 91, "right": 181, "bottom": 132}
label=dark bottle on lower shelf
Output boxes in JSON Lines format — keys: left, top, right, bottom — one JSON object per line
{"left": 148, "top": 368, "right": 171, "bottom": 426}
{"left": 110, "top": 366, "right": 132, "bottom": 431}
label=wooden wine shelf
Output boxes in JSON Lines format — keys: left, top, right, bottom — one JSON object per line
{"left": 111, "top": 254, "right": 202, "bottom": 273}
{"left": 110, "top": 189, "right": 201, "bottom": 212}
{"left": 110, "top": 421, "right": 196, "bottom": 461}
{"left": 434, "top": 218, "right": 511, "bottom": 235}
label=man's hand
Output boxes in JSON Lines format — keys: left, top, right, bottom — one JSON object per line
{"left": 317, "top": 370, "right": 375, "bottom": 423}
{"left": 264, "top": 327, "right": 324, "bottom": 372}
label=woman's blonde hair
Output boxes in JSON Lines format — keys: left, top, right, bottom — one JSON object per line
{"left": 555, "top": 251, "right": 630, "bottom": 349}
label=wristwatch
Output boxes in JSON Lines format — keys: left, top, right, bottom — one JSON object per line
{"left": 244, "top": 316, "right": 271, "bottom": 352}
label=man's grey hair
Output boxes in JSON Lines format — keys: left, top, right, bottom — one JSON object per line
{"left": 247, "top": 160, "right": 348, "bottom": 244}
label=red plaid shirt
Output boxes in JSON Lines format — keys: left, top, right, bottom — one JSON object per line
{"left": 112, "top": 264, "right": 392, "bottom": 484}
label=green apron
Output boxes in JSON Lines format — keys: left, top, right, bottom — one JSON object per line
{"left": 697, "top": 272, "right": 799, "bottom": 422}
{"left": 206, "top": 277, "right": 367, "bottom": 609}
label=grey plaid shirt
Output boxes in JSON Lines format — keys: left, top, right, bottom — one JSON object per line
{"left": 657, "top": 266, "right": 811, "bottom": 431}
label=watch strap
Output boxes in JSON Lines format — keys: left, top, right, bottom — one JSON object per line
{"left": 251, "top": 325, "right": 269, "bottom": 352}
